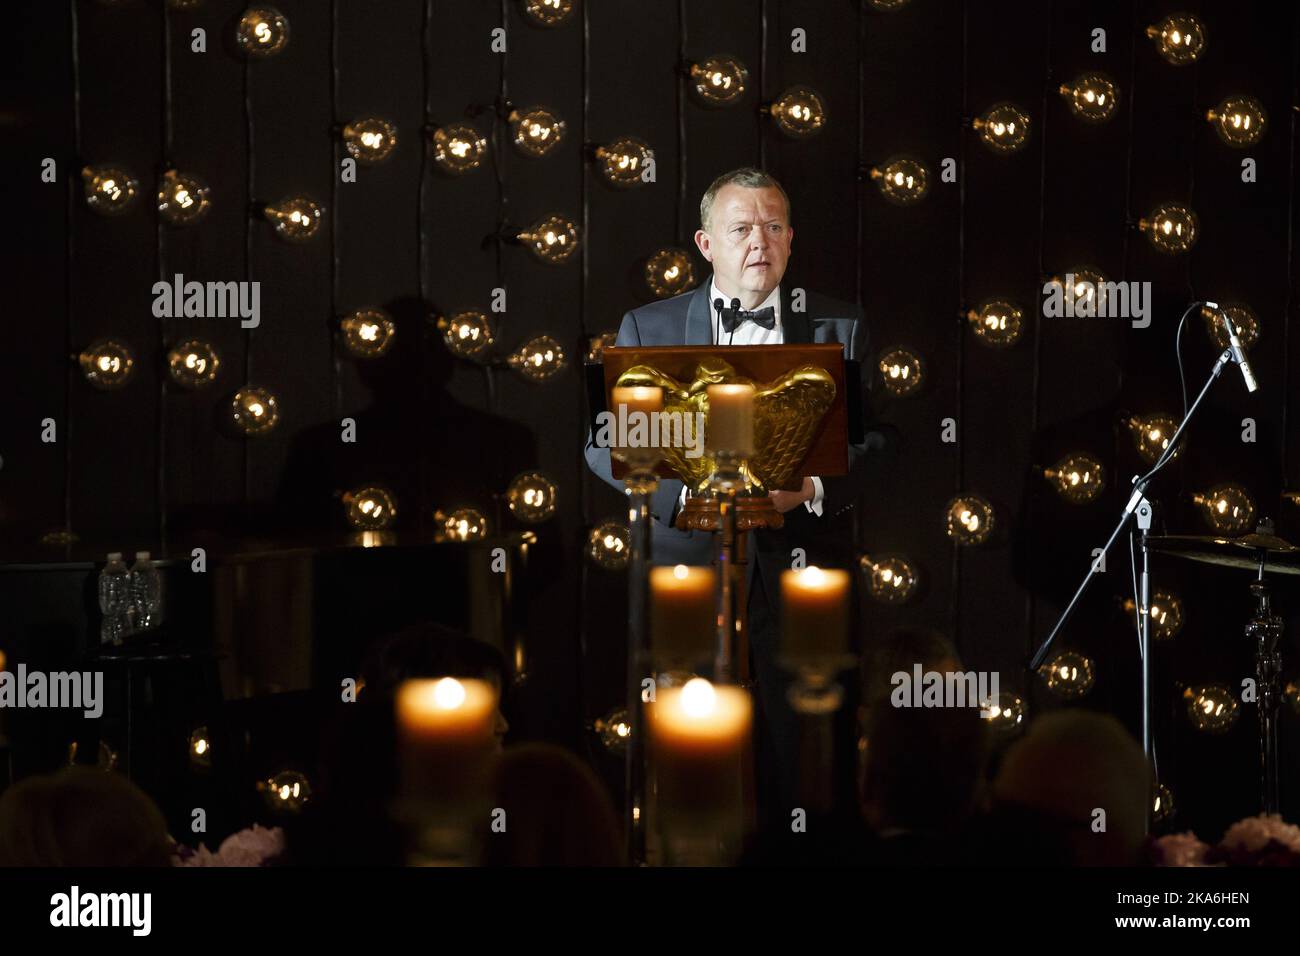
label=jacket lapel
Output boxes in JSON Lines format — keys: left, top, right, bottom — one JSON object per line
{"left": 781, "top": 281, "right": 811, "bottom": 343}
{"left": 685, "top": 276, "right": 714, "bottom": 345}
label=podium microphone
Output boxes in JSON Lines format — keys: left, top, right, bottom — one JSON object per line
{"left": 712, "top": 297, "right": 725, "bottom": 345}
{"left": 1209, "top": 301, "right": 1259, "bottom": 393}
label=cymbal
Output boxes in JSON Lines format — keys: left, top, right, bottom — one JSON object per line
{"left": 1146, "top": 532, "right": 1300, "bottom": 576}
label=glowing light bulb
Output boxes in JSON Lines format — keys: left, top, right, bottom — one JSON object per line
{"left": 436, "top": 310, "right": 494, "bottom": 360}
{"left": 507, "top": 106, "right": 567, "bottom": 158}
{"left": 595, "top": 137, "right": 654, "bottom": 188}
{"left": 1184, "top": 685, "right": 1239, "bottom": 733}
{"left": 157, "top": 170, "right": 211, "bottom": 225}
{"left": 508, "top": 335, "right": 567, "bottom": 383}
{"left": 1046, "top": 267, "right": 1110, "bottom": 316}
{"left": 689, "top": 55, "right": 750, "bottom": 108}
{"left": 973, "top": 102, "right": 1031, "bottom": 154}
{"left": 167, "top": 339, "right": 221, "bottom": 388}
{"left": 1059, "top": 72, "right": 1119, "bottom": 123}
{"left": 586, "top": 520, "right": 630, "bottom": 569}
{"left": 1206, "top": 95, "right": 1267, "bottom": 148}
{"left": 339, "top": 308, "right": 395, "bottom": 359}
{"left": 1152, "top": 784, "right": 1175, "bottom": 823}
{"left": 945, "top": 494, "right": 995, "bottom": 545}
{"left": 592, "top": 707, "right": 632, "bottom": 753}
{"left": 342, "top": 118, "right": 398, "bottom": 164}
{"left": 860, "top": 554, "right": 919, "bottom": 604}
{"left": 1146, "top": 13, "right": 1206, "bottom": 66}
{"left": 1038, "top": 651, "right": 1095, "bottom": 699}
{"left": 67, "top": 740, "right": 118, "bottom": 771}
{"left": 189, "top": 726, "right": 212, "bottom": 769}
{"left": 1139, "top": 202, "right": 1198, "bottom": 254}
{"left": 263, "top": 196, "right": 323, "bottom": 242}
{"left": 231, "top": 386, "right": 279, "bottom": 435}
{"left": 520, "top": 0, "right": 574, "bottom": 27}
{"left": 237, "top": 7, "right": 290, "bottom": 57}
{"left": 506, "top": 470, "right": 558, "bottom": 523}
{"left": 870, "top": 156, "right": 930, "bottom": 205}
{"left": 1123, "top": 589, "right": 1184, "bottom": 641}
{"left": 1192, "top": 483, "right": 1256, "bottom": 534}
{"left": 967, "top": 299, "right": 1023, "bottom": 347}
{"left": 1127, "top": 413, "right": 1182, "bottom": 466}
{"left": 1202, "top": 303, "right": 1259, "bottom": 351}
{"left": 82, "top": 165, "right": 139, "bottom": 216}
{"left": 980, "top": 693, "right": 1026, "bottom": 735}
{"left": 430, "top": 124, "right": 488, "bottom": 175}
{"left": 342, "top": 485, "right": 398, "bottom": 530}
{"left": 79, "top": 339, "right": 135, "bottom": 390}
{"left": 434, "top": 507, "right": 489, "bottom": 542}
{"left": 644, "top": 248, "right": 697, "bottom": 298}
{"left": 877, "top": 346, "right": 924, "bottom": 397}
{"left": 767, "top": 85, "right": 827, "bottom": 139}
{"left": 260, "top": 770, "right": 311, "bottom": 812}
{"left": 586, "top": 332, "right": 618, "bottom": 362}
{"left": 1044, "top": 453, "right": 1106, "bottom": 505}
{"left": 680, "top": 677, "right": 717, "bottom": 717}
{"left": 517, "top": 216, "right": 580, "bottom": 265}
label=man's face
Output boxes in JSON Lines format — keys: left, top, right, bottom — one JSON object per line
{"left": 694, "top": 185, "right": 793, "bottom": 303}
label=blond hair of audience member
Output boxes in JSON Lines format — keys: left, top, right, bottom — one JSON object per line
{"left": 992, "top": 709, "right": 1151, "bottom": 866}
{"left": 0, "top": 767, "right": 174, "bottom": 867}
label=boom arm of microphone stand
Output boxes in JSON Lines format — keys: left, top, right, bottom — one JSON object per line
{"left": 1027, "top": 347, "right": 1235, "bottom": 672}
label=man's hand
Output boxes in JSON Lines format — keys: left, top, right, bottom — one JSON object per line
{"left": 769, "top": 477, "right": 815, "bottom": 514}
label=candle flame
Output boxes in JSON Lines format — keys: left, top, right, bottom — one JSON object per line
{"left": 433, "top": 677, "right": 467, "bottom": 709}
{"left": 680, "top": 677, "right": 716, "bottom": 718}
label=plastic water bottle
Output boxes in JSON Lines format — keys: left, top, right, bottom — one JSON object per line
{"left": 128, "top": 551, "right": 163, "bottom": 634}
{"left": 98, "top": 553, "right": 131, "bottom": 646}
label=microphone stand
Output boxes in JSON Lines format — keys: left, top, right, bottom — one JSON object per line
{"left": 1029, "top": 345, "right": 1237, "bottom": 830}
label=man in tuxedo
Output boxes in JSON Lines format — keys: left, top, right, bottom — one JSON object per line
{"left": 585, "top": 167, "right": 891, "bottom": 826}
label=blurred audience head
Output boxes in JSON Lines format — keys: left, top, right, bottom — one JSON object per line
{"left": 481, "top": 743, "right": 624, "bottom": 867}
{"left": 0, "top": 767, "right": 173, "bottom": 867}
{"left": 859, "top": 626, "right": 988, "bottom": 836}
{"left": 991, "top": 709, "right": 1150, "bottom": 865}
{"left": 860, "top": 695, "right": 990, "bottom": 838}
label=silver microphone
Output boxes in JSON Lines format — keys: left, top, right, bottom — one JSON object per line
{"left": 1209, "top": 301, "right": 1259, "bottom": 393}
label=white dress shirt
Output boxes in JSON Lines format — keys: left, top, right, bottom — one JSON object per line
{"left": 684, "top": 279, "right": 824, "bottom": 516}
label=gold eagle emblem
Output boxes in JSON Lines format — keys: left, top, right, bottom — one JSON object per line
{"left": 614, "top": 357, "right": 836, "bottom": 494}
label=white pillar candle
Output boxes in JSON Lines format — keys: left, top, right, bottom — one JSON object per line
{"left": 705, "top": 383, "right": 755, "bottom": 456}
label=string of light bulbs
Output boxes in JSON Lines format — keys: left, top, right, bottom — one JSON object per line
{"left": 155, "top": 0, "right": 175, "bottom": 546}
{"left": 950, "top": 0, "right": 970, "bottom": 643}
{"left": 418, "top": 0, "right": 435, "bottom": 536}
{"left": 1025, "top": 0, "right": 1054, "bottom": 658}
{"left": 61, "top": 0, "right": 83, "bottom": 543}
{"left": 329, "top": 0, "right": 342, "bottom": 423}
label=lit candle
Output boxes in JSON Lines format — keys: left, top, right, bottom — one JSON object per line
{"left": 650, "top": 678, "right": 751, "bottom": 835}
{"left": 705, "top": 383, "right": 755, "bottom": 455}
{"left": 650, "top": 565, "right": 716, "bottom": 666}
{"left": 611, "top": 384, "right": 664, "bottom": 418}
{"left": 780, "top": 566, "right": 851, "bottom": 661}
{"left": 395, "top": 677, "right": 498, "bottom": 803}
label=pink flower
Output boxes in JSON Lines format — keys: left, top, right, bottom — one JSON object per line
{"left": 171, "top": 825, "right": 286, "bottom": 867}
{"left": 1152, "top": 831, "right": 1211, "bottom": 867}
{"left": 1220, "top": 814, "right": 1300, "bottom": 855}
{"left": 214, "top": 824, "right": 285, "bottom": 867}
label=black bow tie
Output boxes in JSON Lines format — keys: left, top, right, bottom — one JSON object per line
{"left": 720, "top": 305, "right": 777, "bottom": 333}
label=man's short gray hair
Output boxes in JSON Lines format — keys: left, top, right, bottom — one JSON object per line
{"left": 699, "top": 167, "right": 791, "bottom": 233}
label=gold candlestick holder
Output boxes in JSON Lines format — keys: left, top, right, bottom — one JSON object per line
{"left": 614, "top": 443, "right": 662, "bottom": 866}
